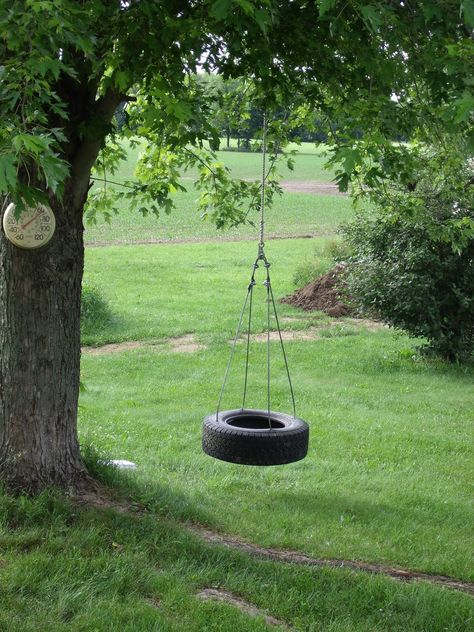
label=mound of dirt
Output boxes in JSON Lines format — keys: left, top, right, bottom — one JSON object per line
{"left": 281, "top": 263, "right": 352, "bottom": 317}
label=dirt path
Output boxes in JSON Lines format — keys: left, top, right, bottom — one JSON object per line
{"left": 82, "top": 334, "right": 206, "bottom": 355}
{"left": 179, "top": 177, "right": 343, "bottom": 196}
{"left": 196, "top": 589, "right": 292, "bottom": 629}
{"left": 190, "top": 525, "right": 474, "bottom": 596}
{"left": 279, "top": 180, "right": 344, "bottom": 195}
{"left": 74, "top": 488, "right": 474, "bottom": 597}
{"left": 85, "top": 232, "right": 320, "bottom": 248}
{"left": 81, "top": 320, "right": 386, "bottom": 356}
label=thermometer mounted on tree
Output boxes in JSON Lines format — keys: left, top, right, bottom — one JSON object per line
{"left": 2, "top": 202, "right": 56, "bottom": 249}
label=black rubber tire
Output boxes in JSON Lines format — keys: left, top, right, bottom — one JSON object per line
{"left": 202, "top": 408, "right": 309, "bottom": 466}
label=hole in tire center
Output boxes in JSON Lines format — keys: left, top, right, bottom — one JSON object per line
{"left": 226, "top": 415, "right": 285, "bottom": 430}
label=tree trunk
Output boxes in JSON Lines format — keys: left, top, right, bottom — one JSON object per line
{"left": 0, "top": 189, "right": 88, "bottom": 493}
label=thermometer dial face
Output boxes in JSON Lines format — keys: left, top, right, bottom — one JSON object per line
{"left": 2, "top": 202, "right": 56, "bottom": 249}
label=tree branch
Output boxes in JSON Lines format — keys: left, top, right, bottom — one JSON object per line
{"left": 69, "top": 90, "right": 127, "bottom": 207}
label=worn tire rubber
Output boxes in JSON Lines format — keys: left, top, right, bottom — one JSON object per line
{"left": 202, "top": 408, "right": 309, "bottom": 466}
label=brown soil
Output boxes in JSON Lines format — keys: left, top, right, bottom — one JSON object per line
{"left": 180, "top": 177, "right": 343, "bottom": 197}
{"left": 85, "top": 233, "right": 320, "bottom": 248}
{"left": 280, "top": 180, "right": 345, "bottom": 195}
{"left": 248, "top": 318, "right": 385, "bottom": 343}
{"left": 189, "top": 525, "right": 474, "bottom": 596}
{"left": 82, "top": 334, "right": 206, "bottom": 355}
{"left": 281, "top": 263, "right": 352, "bottom": 317}
{"left": 196, "top": 589, "right": 292, "bottom": 629}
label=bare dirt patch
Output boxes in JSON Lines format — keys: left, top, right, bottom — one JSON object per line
{"left": 242, "top": 318, "right": 385, "bottom": 344}
{"left": 73, "top": 479, "right": 144, "bottom": 515}
{"left": 82, "top": 341, "right": 145, "bottom": 355}
{"left": 196, "top": 588, "right": 292, "bottom": 629}
{"left": 190, "top": 525, "right": 474, "bottom": 596}
{"left": 85, "top": 233, "right": 322, "bottom": 248}
{"left": 169, "top": 333, "right": 206, "bottom": 353}
{"left": 179, "top": 177, "right": 343, "bottom": 197}
{"left": 82, "top": 334, "right": 206, "bottom": 356}
{"left": 280, "top": 180, "right": 344, "bottom": 196}
{"left": 70, "top": 489, "right": 474, "bottom": 597}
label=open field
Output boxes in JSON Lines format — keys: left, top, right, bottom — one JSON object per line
{"left": 85, "top": 141, "right": 350, "bottom": 245}
{"left": 85, "top": 189, "right": 353, "bottom": 245}
{"left": 1, "top": 237, "right": 472, "bottom": 630}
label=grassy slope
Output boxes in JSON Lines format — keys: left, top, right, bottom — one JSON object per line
{"left": 2, "top": 490, "right": 472, "bottom": 632}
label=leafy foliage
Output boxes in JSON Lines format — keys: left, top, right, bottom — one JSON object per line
{"left": 344, "top": 149, "right": 474, "bottom": 362}
{"left": 1, "top": 0, "right": 472, "bottom": 216}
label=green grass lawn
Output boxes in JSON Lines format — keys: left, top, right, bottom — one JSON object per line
{"left": 84, "top": 188, "right": 352, "bottom": 244}
{"left": 81, "top": 239, "right": 330, "bottom": 345}
{"left": 3, "top": 238, "right": 471, "bottom": 630}
{"left": 2, "top": 489, "right": 472, "bottom": 631}
{"left": 1, "top": 147, "right": 473, "bottom": 631}
{"left": 78, "top": 240, "right": 474, "bottom": 585}
{"left": 101, "top": 140, "right": 333, "bottom": 184}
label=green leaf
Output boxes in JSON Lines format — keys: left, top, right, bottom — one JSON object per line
{"left": 210, "top": 0, "right": 232, "bottom": 20}
{"left": 360, "top": 5, "right": 382, "bottom": 31}
{"left": 0, "top": 154, "right": 17, "bottom": 193}
{"left": 114, "top": 70, "right": 130, "bottom": 92}
{"left": 453, "top": 92, "right": 474, "bottom": 124}
{"left": 235, "top": 0, "right": 254, "bottom": 16}
{"left": 318, "top": 0, "right": 337, "bottom": 17}
{"left": 13, "top": 134, "right": 48, "bottom": 155}
{"left": 254, "top": 9, "right": 269, "bottom": 33}
{"left": 461, "top": 0, "right": 474, "bottom": 27}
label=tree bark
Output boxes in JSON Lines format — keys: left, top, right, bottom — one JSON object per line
{"left": 0, "top": 189, "right": 88, "bottom": 492}
{"left": 0, "top": 87, "right": 123, "bottom": 493}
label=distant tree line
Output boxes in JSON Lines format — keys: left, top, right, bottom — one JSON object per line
{"left": 195, "top": 74, "right": 329, "bottom": 149}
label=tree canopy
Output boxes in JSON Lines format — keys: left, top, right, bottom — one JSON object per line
{"left": 1, "top": 1, "right": 472, "bottom": 215}
{"left": 0, "top": 0, "right": 473, "bottom": 491}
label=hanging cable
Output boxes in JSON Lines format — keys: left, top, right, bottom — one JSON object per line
{"left": 215, "top": 111, "right": 296, "bottom": 425}
{"left": 259, "top": 112, "right": 267, "bottom": 255}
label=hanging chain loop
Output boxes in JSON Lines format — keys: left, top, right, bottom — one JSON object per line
{"left": 215, "top": 112, "right": 296, "bottom": 423}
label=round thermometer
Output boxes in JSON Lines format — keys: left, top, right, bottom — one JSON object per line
{"left": 2, "top": 202, "right": 56, "bottom": 249}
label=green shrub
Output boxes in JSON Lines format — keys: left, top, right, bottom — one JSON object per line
{"left": 81, "top": 282, "right": 113, "bottom": 337}
{"left": 322, "top": 238, "right": 352, "bottom": 262}
{"left": 343, "top": 157, "right": 474, "bottom": 362}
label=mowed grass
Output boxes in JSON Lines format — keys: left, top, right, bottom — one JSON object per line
{"left": 2, "top": 247, "right": 473, "bottom": 631}
{"left": 1, "top": 146, "right": 473, "bottom": 630}
{"left": 81, "top": 238, "right": 328, "bottom": 345}
{"left": 79, "top": 239, "right": 474, "bottom": 588}
{"left": 99, "top": 140, "right": 333, "bottom": 184}
{"left": 2, "top": 489, "right": 472, "bottom": 632}
{"left": 85, "top": 141, "right": 351, "bottom": 244}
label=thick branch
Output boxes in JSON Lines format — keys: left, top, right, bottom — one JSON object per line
{"left": 69, "top": 90, "right": 126, "bottom": 207}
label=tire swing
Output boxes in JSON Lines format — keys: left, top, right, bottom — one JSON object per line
{"left": 202, "top": 118, "right": 309, "bottom": 466}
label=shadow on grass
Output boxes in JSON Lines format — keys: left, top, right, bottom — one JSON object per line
{"left": 0, "top": 479, "right": 472, "bottom": 632}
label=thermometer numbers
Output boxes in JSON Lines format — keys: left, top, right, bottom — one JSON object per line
{"left": 2, "top": 203, "right": 56, "bottom": 249}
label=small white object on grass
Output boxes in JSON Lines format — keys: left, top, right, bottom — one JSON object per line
{"left": 101, "top": 459, "right": 138, "bottom": 470}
